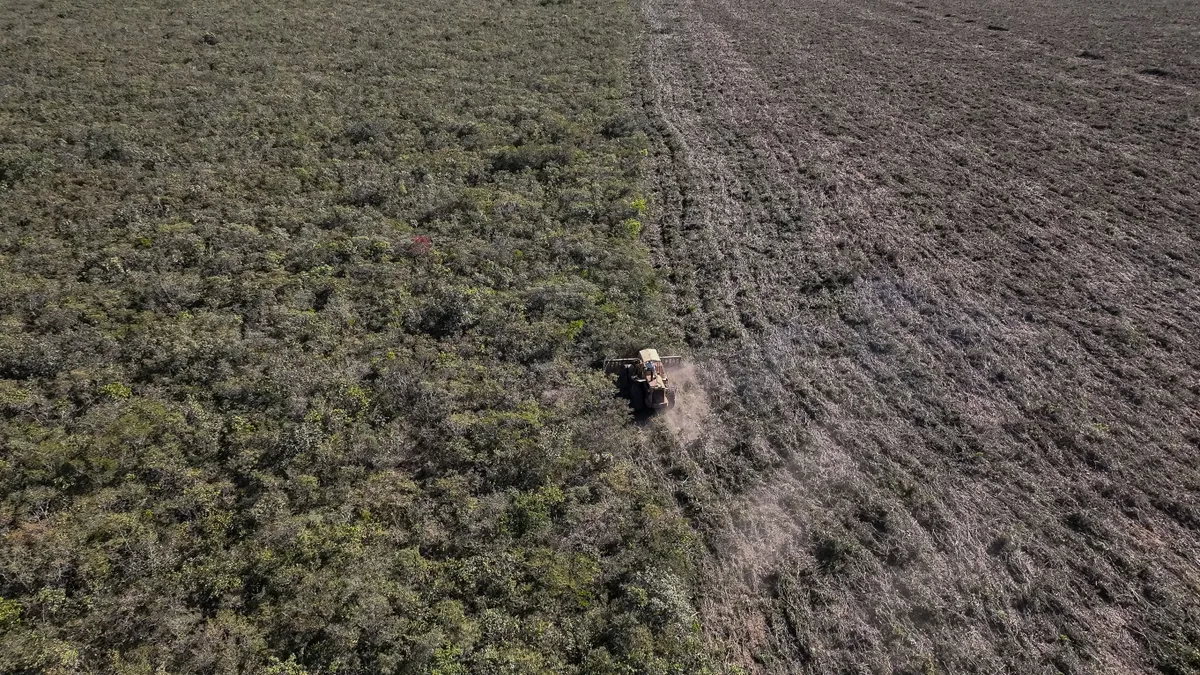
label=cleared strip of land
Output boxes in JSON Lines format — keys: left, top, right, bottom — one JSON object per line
{"left": 637, "top": 0, "right": 1200, "bottom": 670}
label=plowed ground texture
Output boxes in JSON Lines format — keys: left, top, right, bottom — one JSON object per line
{"left": 634, "top": 0, "right": 1200, "bottom": 672}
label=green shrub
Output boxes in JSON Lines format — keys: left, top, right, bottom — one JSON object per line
{"left": 0, "top": 0, "right": 708, "bottom": 670}
{"left": 98, "top": 382, "right": 132, "bottom": 400}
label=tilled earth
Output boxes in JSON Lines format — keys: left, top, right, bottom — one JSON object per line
{"left": 635, "top": 0, "right": 1200, "bottom": 671}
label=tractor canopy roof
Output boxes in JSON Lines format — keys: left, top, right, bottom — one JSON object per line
{"left": 639, "top": 348, "right": 661, "bottom": 364}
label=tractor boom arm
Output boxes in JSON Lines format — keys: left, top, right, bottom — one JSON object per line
{"left": 604, "top": 355, "right": 683, "bottom": 374}
{"left": 603, "top": 358, "right": 638, "bottom": 375}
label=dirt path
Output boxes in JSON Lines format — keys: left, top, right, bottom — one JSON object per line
{"left": 636, "top": 0, "right": 1200, "bottom": 671}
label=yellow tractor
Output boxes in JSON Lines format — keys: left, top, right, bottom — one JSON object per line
{"left": 604, "top": 348, "right": 681, "bottom": 412}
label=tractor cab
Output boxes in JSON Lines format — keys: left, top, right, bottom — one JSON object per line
{"left": 638, "top": 349, "right": 668, "bottom": 390}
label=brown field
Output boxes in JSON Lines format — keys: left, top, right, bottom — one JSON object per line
{"left": 634, "top": 0, "right": 1200, "bottom": 671}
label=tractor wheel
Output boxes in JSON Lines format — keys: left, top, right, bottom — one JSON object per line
{"left": 666, "top": 386, "right": 678, "bottom": 409}
{"left": 629, "top": 382, "right": 646, "bottom": 412}
{"left": 617, "top": 365, "right": 632, "bottom": 397}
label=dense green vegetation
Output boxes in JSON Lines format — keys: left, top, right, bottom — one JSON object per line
{"left": 0, "top": 0, "right": 712, "bottom": 672}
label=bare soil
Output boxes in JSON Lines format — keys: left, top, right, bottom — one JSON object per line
{"left": 635, "top": 0, "right": 1200, "bottom": 671}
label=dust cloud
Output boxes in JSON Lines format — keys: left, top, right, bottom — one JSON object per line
{"left": 664, "top": 360, "right": 710, "bottom": 444}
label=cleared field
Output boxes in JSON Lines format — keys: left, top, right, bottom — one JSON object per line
{"left": 635, "top": 0, "right": 1200, "bottom": 671}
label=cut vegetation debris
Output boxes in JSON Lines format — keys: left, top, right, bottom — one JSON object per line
{"left": 637, "top": 0, "right": 1200, "bottom": 671}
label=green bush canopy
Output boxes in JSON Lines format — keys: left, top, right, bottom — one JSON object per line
{"left": 0, "top": 0, "right": 713, "bottom": 672}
